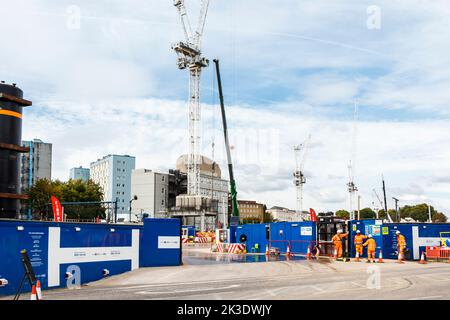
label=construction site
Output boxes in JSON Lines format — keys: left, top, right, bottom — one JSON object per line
{"left": 1, "top": 0, "right": 450, "bottom": 308}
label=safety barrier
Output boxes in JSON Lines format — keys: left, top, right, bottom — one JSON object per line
{"left": 426, "top": 246, "right": 450, "bottom": 261}
{"left": 228, "top": 243, "right": 246, "bottom": 254}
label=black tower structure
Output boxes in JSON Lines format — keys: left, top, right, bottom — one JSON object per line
{"left": 0, "top": 82, "right": 32, "bottom": 218}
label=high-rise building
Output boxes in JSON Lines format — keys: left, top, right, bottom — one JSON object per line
{"left": 20, "top": 139, "right": 52, "bottom": 194}
{"left": 90, "top": 154, "right": 136, "bottom": 222}
{"left": 70, "top": 166, "right": 90, "bottom": 182}
{"left": 131, "top": 169, "right": 169, "bottom": 220}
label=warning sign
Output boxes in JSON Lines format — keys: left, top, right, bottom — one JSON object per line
{"left": 382, "top": 227, "right": 389, "bottom": 235}
{"left": 301, "top": 227, "right": 312, "bottom": 236}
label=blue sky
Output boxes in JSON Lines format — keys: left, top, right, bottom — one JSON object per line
{"left": 2, "top": 0, "right": 450, "bottom": 215}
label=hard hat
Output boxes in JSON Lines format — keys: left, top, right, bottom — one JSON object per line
{"left": 368, "top": 234, "right": 373, "bottom": 238}
{"left": 396, "top": 231, "right": 401, "bottom": 235}
{"left": 337, "top": 229, "right": 343, "bottom": 234}
{"left": 356, "top": 230, "right": 361, "bottom": 234}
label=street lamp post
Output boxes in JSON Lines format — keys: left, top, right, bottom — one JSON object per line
{"left": 129, "top": 195, "right": 138, "bottom": 223}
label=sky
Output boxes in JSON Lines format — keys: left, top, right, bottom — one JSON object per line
{"left": 2, "top": 0, "right": 450, "bottom": 215}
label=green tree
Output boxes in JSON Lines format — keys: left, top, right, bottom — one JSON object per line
{"left": 432, "top": 212, "right": 448, "bottom": 223}
{"left": 263, "top": 212, "right": 274, "bottom": 223}
{"left": 335, "top": 210, "right": 350, "bottom": 220}
{"left": 27, "top": 179, "right": 105, "bottom": 220}
{"left": 359, "top": 207, "right": 376, "bottom": 219}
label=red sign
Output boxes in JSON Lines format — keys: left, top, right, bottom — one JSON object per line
{"left": 310, "top": 208, "right": 317, "bottom": 223}
{"left": 51, "top": 196, "right": 64, "bottom": 222}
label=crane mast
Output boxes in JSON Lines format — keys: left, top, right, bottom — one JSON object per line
{"left": 293, "top": 135, "right": 311, "bottom": 215}
{"left": 347, "top": 102, "right": 359, "bottom": 220}
{"left": 172, "top": 0, "right": 210, "bottom": 196}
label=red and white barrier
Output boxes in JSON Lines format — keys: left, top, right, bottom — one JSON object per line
{"left": 228, "top": 243, "right": 246, "bottom": 254}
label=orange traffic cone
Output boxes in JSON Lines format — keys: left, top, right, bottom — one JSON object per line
{"left": 419, "top": 252, "right": 426, "bottom": 264}
{"left": 286, "top": 244, "right": 292, "bottom": 257}
{"left": 354, "top": 251, "right": 360, "bottom": 262}
{"left": 30, "top": 285, "right": 37, "bottom": 300}
{"left": 378, "top": 250, "right": 384, "bottom": 263}
{"left": 36, "top": 280, "right": 43, "bottom": 300}
{"left": 306, "top": 247, "right": 311, "bottom": 260}
{"left": 397, "top": 251, "right": 405, "bottom": 264}
{"left": 265, "top": 245, "right": 269, "bottom": 256}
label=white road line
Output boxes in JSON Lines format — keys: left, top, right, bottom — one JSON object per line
{"left": 135, "top": 284, "right": 240, "bottom": 296}
{"left": 408, "top": 295, "right": 442, "bottom": 300}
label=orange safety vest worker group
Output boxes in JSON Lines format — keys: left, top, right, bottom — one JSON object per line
{"left": 363, "top": 234, "right": 377, "bottom": 263}
{"left": 396, "top": 231, "right": 406, "bottom": 260}
{"left": 332, "top": 230, "right": 348, "bottom": 258}
{"left": 354, "top": 230, "right": 367, "bottom": 257}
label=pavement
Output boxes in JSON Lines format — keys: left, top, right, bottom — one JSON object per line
{"left": 4, "top": 247, "right": 450, "bottom": 300}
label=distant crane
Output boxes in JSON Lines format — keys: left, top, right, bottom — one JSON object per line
{"left": 213, "top": 59, "right": 239, "bottom": 221}
{"left": 347, "top": 101, "right": 359, "bottom": 220}
{"left": 293, "top": 135, "right": 311, "bottom": 214}
{"left": 172, "top": 0, "right": 211, "bottom": 196}
{"left": 373, "top": 188, "right": 393, "bottom": 222}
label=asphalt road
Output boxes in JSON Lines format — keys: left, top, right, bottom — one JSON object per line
{"left": 8, "top": 247, "right": 450, "bottom": 300}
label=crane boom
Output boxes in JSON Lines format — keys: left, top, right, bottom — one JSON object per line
{"left": 213, "top": 59, "right": 239, "bottom": 218}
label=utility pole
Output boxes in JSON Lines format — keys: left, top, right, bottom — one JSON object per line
{"left": 392, "top": 197, "right": 399, "bottom": 222}
{"left": 428, "top": 204, "right": 432, "bottom": 223}
{"left": 357, "top": 195, "right": 361, "bottom": 220}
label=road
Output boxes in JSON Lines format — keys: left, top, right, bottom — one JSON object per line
{"left": 4, "top": 247, "right": 450, "bottom": 300}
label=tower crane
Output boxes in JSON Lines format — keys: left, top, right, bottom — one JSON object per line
{"left": 293, "top": 135, "right": 311, "bottom": 214}
{"left": 347, "top": 102, "right": 359, "bottom": 220}
{"left": 172, "top": 0, "right": 211, "bottom": 196}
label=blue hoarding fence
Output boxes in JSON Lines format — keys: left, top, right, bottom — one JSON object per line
{"left": 0, "top": 218, "right": 181, "bottom": 297}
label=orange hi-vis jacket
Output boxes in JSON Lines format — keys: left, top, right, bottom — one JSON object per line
{"left": 397, "top": 234, "right": 406, "bottom": 248}
{"left": 354, "top": 234, "right": 367, "bottom": 246}
{"left": 332, "top": 233, "right": 347, "bottom": 245}
{"left": 363, "top": 238, "right": 376, "bottom": 252}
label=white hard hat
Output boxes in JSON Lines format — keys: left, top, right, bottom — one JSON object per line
{"left": 368, "top": 234, "right": 373, "bottom": 238}
{"left": 337, "top": 229, "right": 343, "bottom": 234}
{"left": 396, "top": 231, "right": 401, "bottom": 235}
{"left": 356, "top": 230, "right": 361, "bottom": 234}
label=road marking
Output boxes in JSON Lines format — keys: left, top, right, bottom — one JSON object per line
{"left": 408, "top": 295, "right": 442, "bottom": 300}
{"left": 135, "top": 284, "right": 240, "bottom": 296}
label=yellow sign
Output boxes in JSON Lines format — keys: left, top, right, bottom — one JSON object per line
{"left": 382, "top": 227, "right": 389, "bottom": 235}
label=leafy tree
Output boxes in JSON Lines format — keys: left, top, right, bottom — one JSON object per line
{"left": 263, "top": 212, "right": 274, "bottom": 223}
{"left": 335, "top": 210, "right": 350, "bottom": 220}
{"left": 359, "top": 207, "right": 376, "bottom": 219}
{"left": 432, "top": 212, "right": 448, "bottom": 223}
{"left": 27, "top": 179, "right": 105, "bottom": 220}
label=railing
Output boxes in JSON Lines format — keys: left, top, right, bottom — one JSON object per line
{"left": 268, "top": 239, "right": 317, "bottom": 255}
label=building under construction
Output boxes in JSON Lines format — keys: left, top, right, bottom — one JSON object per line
{"left": 0, "top": 82, "right": 32, "bottom": 218}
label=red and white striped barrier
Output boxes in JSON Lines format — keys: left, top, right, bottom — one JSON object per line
{"left": 217, "top": 243, "right": 225, "bottom": 252}
{"left": 182, "top": 238, "right": 190, "bottom": 244}
{"left": 195, "top": 237, "right": 213, "bottom": 243}
{"left": 228, "top": 243, "right": 246, "bottom": 254}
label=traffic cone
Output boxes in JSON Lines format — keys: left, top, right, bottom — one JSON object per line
{"left": 354, "top": 251, "right": 360, "bottom": 262}
{"left": 286, "top": 245, "right": 292, "bottom": 257}
{"left": 265, "top": 245, "right": 269, "bottom": 256}
{"left": 306, "top": 247, "right": 311, "bottom": 260}
{"left": 378, "top": 250, "right": 384, "bottom": 263}
{"left": 30, "top": 285, "right": 37, "bottom": 300}
{"left": 419, "top": 252, "right": 426, "bottom": 264}
{"left": 36, "top": 280, "right": 43, "bottom": 300}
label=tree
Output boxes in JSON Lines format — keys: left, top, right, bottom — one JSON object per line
{"left": 432, "top": 212, "right": 448, "bottom": 223}
{"left": 335, "top": 210, "right": 350, "bottom": 220}
{"left": 359, "top": 207, "right": 376, "bottom": 219}
{"left": 263, "top": 212, "right": 274, "bottom": 223}
{"left": 27, "top": 179, "right": 105, "bottom": 220}
{"left": 398, "top": 203, "right": 447, "bottom": 223}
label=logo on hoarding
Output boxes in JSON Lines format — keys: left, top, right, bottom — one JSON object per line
{"left": 300, "top": 227, "right": 312, "bottom": 236}
{"left": 158, "top": 236, "right": 180, "bottom": 249}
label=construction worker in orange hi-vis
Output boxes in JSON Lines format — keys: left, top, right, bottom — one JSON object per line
{"left": 363, "top": 234, "right": 376, "bottom": 263}
{"left": 354, "top": 230, "right": 367, "bottom": 258}
{"left": 396, "top": 230, "right": 406, "bottom": 261}
{"left": 332, "top": 229, "right": 348, "bottom": 258}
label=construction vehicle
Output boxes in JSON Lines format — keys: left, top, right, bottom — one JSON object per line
{"left": 213, "top": 59, "right": 239, "bottom": 225}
